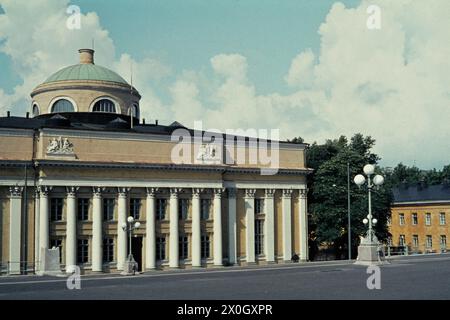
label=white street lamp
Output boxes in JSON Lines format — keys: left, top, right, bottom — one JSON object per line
{"left": 353, "top": 164, "right": 387, "bottom": 265}
{"left": 121, "top": 215, "right": 140, "bottom": 275}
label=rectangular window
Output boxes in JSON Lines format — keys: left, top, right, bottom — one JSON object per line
{"left": 399, "top": 235, "right": 405, "bottom": 246}
{"left": 77, "top": 239, "right": 89, "bottom": 263}
{"left": 156, "top": 199, "right": 166, "bottom": 220}
{"left": 51, "top": 198, "right": 64, "bottom": 221}
{"left": 50, "top": 239, "right": 63, "bottom": 263}
{"left": 255, "top": 219, "right": 264, "bottom": 255}
{"left": 399, "top": 213, "right": 405, "bottom": 226}
{"left": 412, "top": 213, "right": 418, "bottom": 225}
{"left": 178, "top": 199, "right": 189, "bottom": 220}
{"left": 201, "top": 199, "right": 211, "bottom": 220}
{"left": 130, "top": 198, "right": 141, "bottom": 220}
{"left": 77, "top": 198, "right": 89, "bottom": 221}
{"left": 440, "top": 235, "right": 447, "bottom": 248}
{"left": 412, "top": 235, "right": 419, "bottom": 247}
{"left": 179, "top": 235, "right": 189, "bottom": 260}
{"left": 201, "top": 235, "right": 210, "bottom": 259}
{"left": 426, "top": 235, "right": 432, "bottom": 248}
{"left": 156, "top": 237, "right": 166, "bottom": 260}
{"left": 425, "top": 213, "right": 431, "bottom": 226}
{"left": 255, "top": 199, "right": 264, "bottom": 214}
{"left": 103, "top": 198, "right": 115, "bottom": 221}
{"left": 103, "top": 238, "right": 114, "bottom": 263}
{"left": 440, "top": 212, "right": 446, "bottom": 225}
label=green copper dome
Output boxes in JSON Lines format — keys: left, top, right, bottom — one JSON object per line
{"left": 43, "top": 63, "right": 129, "bottom": 85}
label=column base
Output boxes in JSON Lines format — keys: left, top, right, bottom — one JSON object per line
{"left": 246, "top": 262, "right": 257, "bottom": 266}
{"left": 266, "top": 260, "right": 276, "bottom": 264}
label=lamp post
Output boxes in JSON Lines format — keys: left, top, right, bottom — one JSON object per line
{"left": 120, "top": 216, "right": 141, "bottom": 275}
{"left": 353, "top": 164, "right": 387, "bottom": 265}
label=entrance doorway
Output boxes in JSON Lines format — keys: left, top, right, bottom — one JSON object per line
{"left": 130, "top": 236, "right": 143, "bottom": 271}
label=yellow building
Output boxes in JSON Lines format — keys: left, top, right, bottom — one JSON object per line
{"left": 389, "top": 184, "right": 449, "bottom": 254}
{"left": 0, "top": 49, "right": 312, "bottom": 275}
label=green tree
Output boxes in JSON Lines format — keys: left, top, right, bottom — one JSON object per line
{"left": 306, "top": 134, "right": 392, "bottom": 260}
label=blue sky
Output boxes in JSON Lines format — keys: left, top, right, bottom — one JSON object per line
{"left": 0, "top": 0, "right": 359, "bottom": 95}
{"left": 0, "top": 0, "right": 449, "bottom": 170}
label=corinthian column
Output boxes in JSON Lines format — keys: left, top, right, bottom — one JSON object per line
{"left": 244, "top": 189, "right": 256, "bottom": 264}
{"left": 9, "top": 186, "right": 23, "bottom": 275}
{"left": 191, "top": 188, "right": 202, "bottom": 267}
{"left": 213, "top": 188, "right": 224, "bottom": 266}
{"left": 299, "top": 188, "right": 309, "bottom": 261}
{"left": 282, "top": 189, "right": 293, "bottom": 261}
{"left": 145, "top": 188, "right": 157, "bottom": 270}
{"left": 92, "top": 187, "right": 103, "bottom": 272}
{"left": 38, "top": 186, "right": 52, "bottom": 255}
{"left": 227, "top": 188, "right": 237, "bottom": 265}
{"left": 117, "top": 187, "right": 130, "bottom": 270}
{"left": 169, "top": 188, "right": 181, "bottom": 268}
{"left": 264, "top": 188, "right": 276, "bottom": 263}
{"left": 65, "top": 187, "right": 78, "bottom": 273}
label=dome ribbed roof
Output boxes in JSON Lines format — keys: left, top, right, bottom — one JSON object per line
{"left": 43, "top": 63, "right": 128, "bottom": 85}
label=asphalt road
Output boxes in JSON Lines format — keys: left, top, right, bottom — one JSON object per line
{"left": 0, "top": 254, "right": 449, "bottom": 299}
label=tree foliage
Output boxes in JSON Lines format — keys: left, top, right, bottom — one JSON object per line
{"left": 305, "top": 134, "right": 392, "bottom": 259}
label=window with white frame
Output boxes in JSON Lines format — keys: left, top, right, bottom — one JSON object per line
{"left": 201, "top": 199, "right": 211, "bottom": 220}
{"left": 440, "top": 235, "right": 447, "bottom": 248}
{"left": 103, "top": 238, "right": 114, "bottom": 263}
{"left": 92, "top": 99, "right": 116, "bottom": 113}
{"left": 255, "top": 199, "right": 264, "bottom": 215}
{"left": 425, "top": 213, "right": 431, "bottom": 226}
{"left": 412, "top": 235, "right": 419, "bottom": 248}
{"left": 156, "top": 237, "right": 166, "bottom": 260}
{"left": 179, "top": 235, "right": 189, "bottom": 260}
{"left": 178, "top": 199, "right": 189, "bottom": 220}
{"left": 51, "top": 198, "right": 64, "bottom": 221}
{"left": 77, "top": 239, "right": 89, "bottom": 263}
{"left": 77, "top": 198, "right": 89, "bottom": 221}
{"left": 426, "top": 235, "right": 432, "bottom": 248}
{"left": 156, "top": 199, "right": 166, "bottom": 220}
{"left": 439, "top": 212, "right": 446, "bottom": 225}
{"left": 201, "top": 235, "right": 210, "bottom": 259}
{"left": 255, "top": 219, "right": 264, "bottom": 255}
{"left": 399, "top": 213, "right": 405, "bottom": 226}
{"left": 412, "top": 213, "right": 418, "bottom": 225}
{"left": 130, "top": 198, "right": 141, "bottom": 220}
{"left": 103, "top": 198, "right": 115, "bottom": 221}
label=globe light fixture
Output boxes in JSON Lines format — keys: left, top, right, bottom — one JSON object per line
{"left": 363, "top": 218, "right": 368, "bottom": 224}
{"left": 372, "top": 218, "right": 378, "bottom": 225}
{"left": 354, "top": 174, "right": 366, "bottom": 186}
{"left": 134, "top": 221, "right": 141, "bottom": 229}
{"left": 373, "top": 174, "right": 385, "bottom": 186}
{"left": 127, "top": 216, "right": 134, "bottom": 223}
{"left": 363, "top": 164, "right": 375, "bottom": 176}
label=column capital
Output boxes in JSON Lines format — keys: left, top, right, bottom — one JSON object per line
{"left": 244, "top": 188, "right": 256, "bottom": 198}
{"left": 38, "top": 185, "right": 52, "bottom": 197}
{"left": 9, "top": 186, "right": 23, "bottom": 198}
{"left": 66, "top": 186, "right": 79, "bottom": 197}
{"left": 92, "top": 186, "right": 105, "bottom": 197}
{"left": 227, "top": 187, "right": 237, "bottom": 198}
{"left": 299, "top": 188, "right": 308, "bottom": 199}
{"left": 117, "top": 187, "right": 130, "bottom": 196}
{"left": 265, "top": 188, "right": 276, "bottom": 198}
{"left": 213, "top": 188, "right": 225, "bottom": 197}
{"left": 146, "top": 187, "right": 159, "bottom": 197}
{"left": 170, "top": 188, "right": 182, "bottom": 197}
{"left": 192, "top": 188, "right": 204, "bottom": 197}
{"left": 282, "top": 189, "right": 293, "bottom": 198}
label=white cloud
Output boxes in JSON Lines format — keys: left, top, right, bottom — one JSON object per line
{"left": 1, "top": 0, "right": 449, "bottom": 169}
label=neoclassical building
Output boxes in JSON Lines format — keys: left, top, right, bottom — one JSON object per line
{"left": 0, "top": 49, "right": 311, "bottom": 275}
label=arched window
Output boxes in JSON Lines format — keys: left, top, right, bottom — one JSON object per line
{"left": 51, "top": 99, "right": 74, "bottom": 113}
{"left": 32, "top": 104, "right": 40, "bottom": 117}
{"left": 93, "top": 99, "right": 116, "bottom": 113}
{"left": 130, "top": 104, "right": 140, "bottom": 118}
